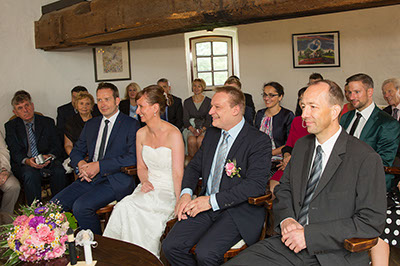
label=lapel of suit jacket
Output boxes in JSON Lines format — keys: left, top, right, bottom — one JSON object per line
{"left": 105, "top": 113, "right": 123, "bottom": 156}
{"left": 33, "top": 115, "right": 44, "bottom": 145}
{"left": 359, "top": 106, "right": 379, "bottom": 141}
{"left": 202, "top": 128, "right": 222, "bottom": 185}
{"left": 226, "top": 123, "right": 248, "bottom": 160}
{"left": 311, "top": 130, "right": 346, "bottom": 201}
{"left": 89, "top": 117, "right": 102, "bottom": 159}
{"left": 299, "top": 137, "right": 315, "bottom": 205}
{"left": 341, "top": 109, "right": 355, "bottom": 130}
{"left": 16, "top": 118, "right": 28, "bottom": 149}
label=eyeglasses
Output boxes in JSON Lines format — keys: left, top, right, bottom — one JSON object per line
{"left": 262, "top": 93, "right": 279, "bottom": 98}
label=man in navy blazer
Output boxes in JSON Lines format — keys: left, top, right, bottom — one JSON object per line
{"left": 162, "top": 86, "right": 271, "bottom": 265}
{"left": 5, "top": 90, "right": 68, "bottom": 205}
{"left": 52, "top": 83, "right": 139, "bottom": 234}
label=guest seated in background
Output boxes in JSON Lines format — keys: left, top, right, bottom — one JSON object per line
{"left": 64, "top": 92, "right": 95, "bottom": 156}
{"left": 119, "top": 82, "right": 145, "bottom": 127}
{"left": 226, "top": 80, "right": 387, "bottom": 266}
{"left": 104, "top": 85, "right": 184, "bottom": 258}
{"left": 56, "top": 85, "right": 100, "bottom": 140}
{"left": 270, "top": 87, "right": 309, "bottom": 197}
{"left": 295, "top": 73, "right": 323, "bottom": 116}
{"left": 382, "top": 78, "right": 400, "bottom": 121}
{"left": 0, "top": 133, "right": 20, "bottom": 214}
{"left": 340, "top": 83, "right": 355, "bottom": 117}
{"left": 52, "top": 83, "right": 140, "bottom": 235}
{"left": 370, "top": 78, "right": 400, "bottom": 266}
{"left": 382, "top": 78, "right": 400, "bottom": 166}
{"left": 162, "top": 86, "right": 271, "bottom": 265}
{"left": 255, "top": 82, "right": 294, "bottom": 177}
{"left": 5, "top": 90, "right": 68, "bottom": 205}
{"left": 340, "top": 73, "right": 400, "bottom": 190}
{"left": 294, "top": 87, "right": 308, "bottom": 117}
{"left": 224, "top": 76, "right": 255, "bottom": 125}
{"left": 157, "top": 78, "right": 183, "bottom": 130}
{"left": 183, "top": 78, "right": 211, "bottom": 160}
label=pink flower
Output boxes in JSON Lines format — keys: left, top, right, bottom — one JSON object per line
{"left": 13, "top": 215, "right": 29, "bottom": 227}
{"left": 225, "top": 159, "right": 241, "bottom": 178}
{"left": 37, "top": 225, "right": 50, "bottom": 238}
{"left": 60, "top": 235, "right": 68, "bottom": 245}
{"left": 53, "top": 245, "right": 65, "bottom": 257}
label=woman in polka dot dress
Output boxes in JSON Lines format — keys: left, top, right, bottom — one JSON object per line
{"left": 370, "top": 181, "right": 400, "bottom": 265}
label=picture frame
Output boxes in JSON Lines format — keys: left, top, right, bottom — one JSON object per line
{"left": 292, "top": 31, "right": 340, "bottom": 68}
{"left": 93, "top": 42, "right": 131, "bottom": 82}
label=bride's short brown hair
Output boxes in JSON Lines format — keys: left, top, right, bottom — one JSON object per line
{"left": 136, "top": 85, "right": 167, "bottom": 114}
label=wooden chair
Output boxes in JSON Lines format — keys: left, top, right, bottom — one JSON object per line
{"left": 342, "top": 166, "right": 400, "bottom": 253}
{"left": 96, "top": 165, "right": 138, "bottom": 232}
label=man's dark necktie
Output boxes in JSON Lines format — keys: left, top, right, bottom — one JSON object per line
{"left": 27, "top": 122, "right": 39, "bottom": 157}
{"left": 349, "top": 112, "right": 362, "bottom": 136}
{"left": 210, "top": 131, "right": 230, "bottom": 194}
{"left": 298, "top": 145, "right": 323, "bottom": 226}
{"left": 393, "top": 108, "right": 399, "bottom": 120}
{"left": 98, "top": 120, "right": 110, "bottom": 161}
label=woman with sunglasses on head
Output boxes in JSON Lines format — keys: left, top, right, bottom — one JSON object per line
{"left": 255, "top": 82, "right": 294, "bottom": 178}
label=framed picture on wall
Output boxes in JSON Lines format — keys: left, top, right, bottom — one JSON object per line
{"left": 292, "top": 31, "right": 340, "bottom": 68}
{"left": 93, "top": 42, "right": 131, "bottom": 82}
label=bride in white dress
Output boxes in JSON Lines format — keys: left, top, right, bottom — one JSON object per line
{"left": 103, "top": 85, "right": 184, "bottom": 257}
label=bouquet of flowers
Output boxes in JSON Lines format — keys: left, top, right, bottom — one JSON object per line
{"left": 0, "top": 200, "right": 73, "bottom": 265}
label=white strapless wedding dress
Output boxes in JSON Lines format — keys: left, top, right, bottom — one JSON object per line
{"left": 103, "top": 145, "right": 176, "bottom": 257}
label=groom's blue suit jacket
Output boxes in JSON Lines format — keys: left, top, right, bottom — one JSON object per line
{"left": 70, "top": 112, "right": 139, "bottom": 201}
{"left": 182, "top": 122, "right": 272, "bottom": 245}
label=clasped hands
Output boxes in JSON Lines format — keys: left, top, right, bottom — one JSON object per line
{"left": 280, "top": 218, "right": 306, "bottom": 253}
{"left": 26, "top": 155, "right": 52, "bottom": 169}
{"left": 77, "top": 160, "right": 100, "bottom": 182}
{"left": 175, "top": 194, "right": 211, "bottom": 221}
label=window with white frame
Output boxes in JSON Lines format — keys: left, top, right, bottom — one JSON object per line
{"left": 185, "top": 28, "right": 239, "bottom": 93}
{"left": 190, "top": 36, "right": 233, "bottom": 87}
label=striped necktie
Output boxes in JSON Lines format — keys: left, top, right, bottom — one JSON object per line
{"left": 298, "top": 145, "right": 323, "bottom": 226}
{"left": 210, "top": 131, "right": 230, "bottom": 194}
{"left": 27, "top": 122, "right": 39, "bottom": 157}
{"left": 98, "top": 120, "right": 110, "bottom": 161}
{"left": 393, "top": 108, "right": 399, "bottom": 120}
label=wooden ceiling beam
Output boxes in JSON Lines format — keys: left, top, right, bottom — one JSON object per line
{"left": 35, "top": 0, "right": 400, "bottom": 50}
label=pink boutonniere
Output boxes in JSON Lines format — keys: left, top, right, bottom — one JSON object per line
{"left": 225, "top": 159, "right": 241, "bottom": 178}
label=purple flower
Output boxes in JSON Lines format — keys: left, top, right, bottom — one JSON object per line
{"left": 46, "top": 221, "right": 57, "bottom": 230}
{"left": 29, "top": 216, "right": 46, "bottom": 228}
{"left": 34, "top": 207, "right": 47, "bottom": 215}
{"left": 15, "top": 240, "right": 21, "bottom": 251}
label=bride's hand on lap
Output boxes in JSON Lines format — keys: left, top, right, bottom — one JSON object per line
{"left": 141, "top": 180, "right": 154, "bottom": 193}
{"left": 176, "top": 194, "right": 191, "bottom": 221}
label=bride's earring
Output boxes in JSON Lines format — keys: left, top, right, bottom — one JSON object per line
{"left": 154, "top": 111, "right": 156, "bottom": 117}
{"left": 302, "top": 119, "right": 306, "bottom": 128}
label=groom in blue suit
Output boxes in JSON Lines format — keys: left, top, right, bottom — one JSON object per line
{"left": 52, "top": 83, "right": 139, "bottom": 234}
{"left": 163, "top": 86, "right": 272, "bottom": 265}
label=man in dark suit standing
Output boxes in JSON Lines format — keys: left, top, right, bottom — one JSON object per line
{"left": 340, "top": 74, "right": 400, "bottom": 189}
{"left": 56, "top": 85, "right": 100, "bottom": 138}
{"left": 157, "top": 78, "right": 183, "bottom": 130}
{"left": 5, "top": 90, "right": 68, "bottom": 205}
{"left": 162, "top": 86, "right": 272, "bottom": 265}
{"left": 52, "top": 83, "right": 139, "bottom": 234}
{"left": 226, "top": 80, "right": 387, "bottom": 265}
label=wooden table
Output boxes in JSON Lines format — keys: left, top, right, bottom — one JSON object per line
{"left": 0, "top": 212, "right": 162, "bottom": 266}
